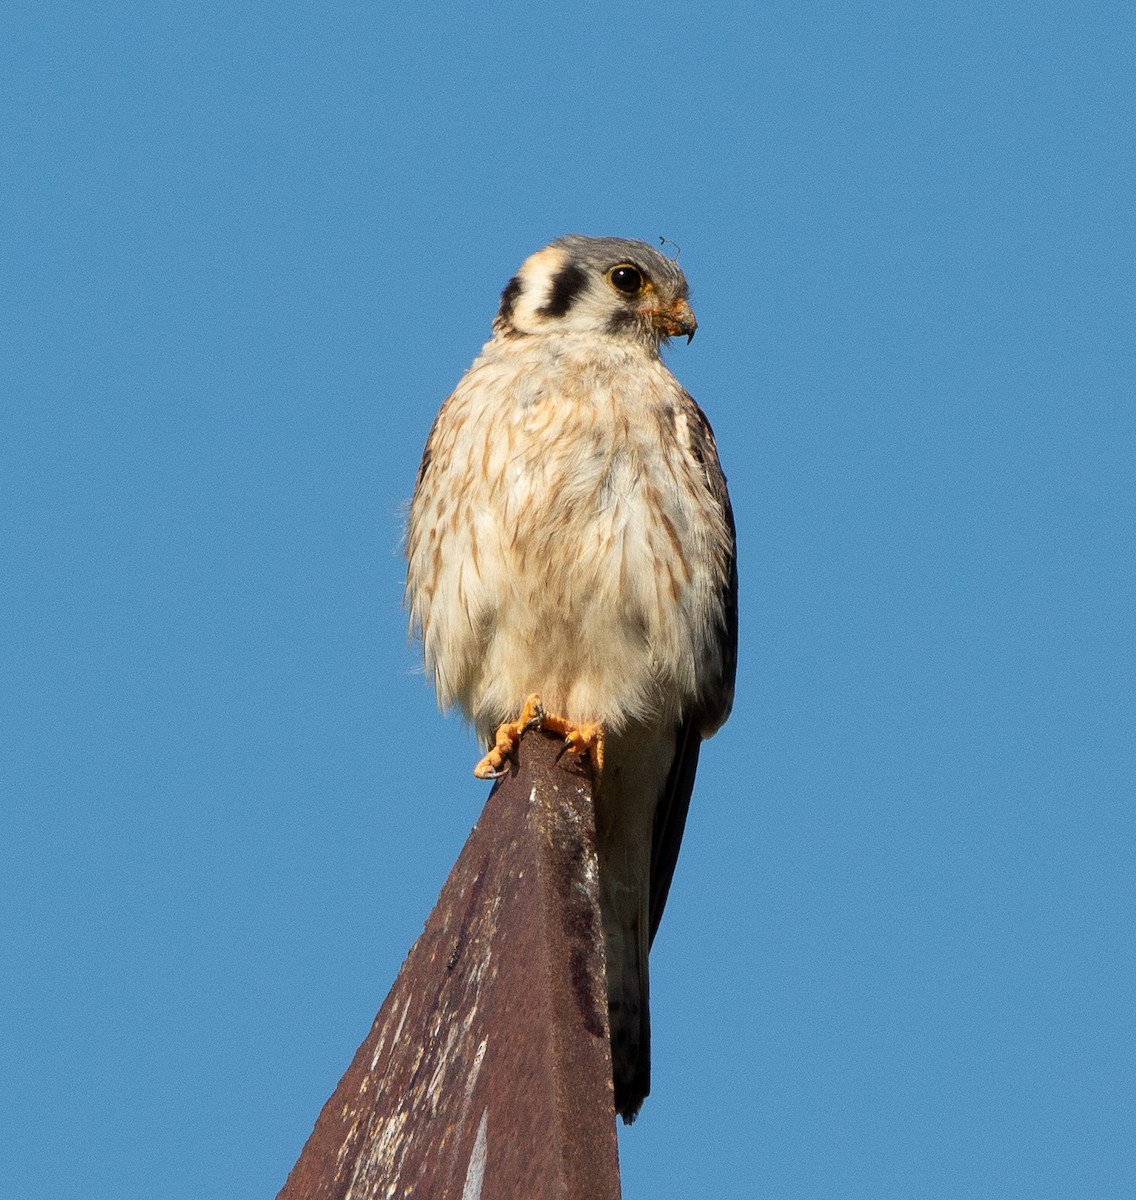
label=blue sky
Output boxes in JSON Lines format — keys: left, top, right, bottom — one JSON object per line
{"left": 3, "top": 2, "right": 1133, "bottom": 1196}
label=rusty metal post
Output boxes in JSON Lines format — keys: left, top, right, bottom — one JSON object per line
{"left": 277, "top": 729, "right": 622, "bottom": 1200}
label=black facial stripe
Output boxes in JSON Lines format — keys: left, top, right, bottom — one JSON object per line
{"left": 605, "top": 309, "right": 638, "bottom": 336}
{"left": 497, "top": 274, "right": 522, "bottom": 325}
{"left": 538, "top": 263, "right": 587, "bottom": 318}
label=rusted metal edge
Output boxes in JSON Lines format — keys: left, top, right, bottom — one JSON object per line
{"left": 277, "top": 729, "right": 622, "bottom": 1200}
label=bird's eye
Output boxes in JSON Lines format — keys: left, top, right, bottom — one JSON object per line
{"left": 608, "top": 264, "right": 644, "bottom": 295}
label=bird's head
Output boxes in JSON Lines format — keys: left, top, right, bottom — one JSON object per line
{"left": 492, "top": 234, "right": 696, "bottom": 350}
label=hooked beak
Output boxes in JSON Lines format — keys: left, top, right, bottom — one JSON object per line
{"left": 650, "top": 297, "right": 698, "bottom": 343}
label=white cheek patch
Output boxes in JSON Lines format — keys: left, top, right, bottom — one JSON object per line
{"left": 521, "top": 245, "right": 568, "bottom": 279}
{"left": 512, "top": 246, "right": 569, "bottom": 328}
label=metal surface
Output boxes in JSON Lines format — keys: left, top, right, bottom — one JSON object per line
{"left": 277, "top": 729, "right": 622, "bottom": 1200}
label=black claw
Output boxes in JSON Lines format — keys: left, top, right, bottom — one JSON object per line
{"left": 554, "top": 738, "right": 579, "bottom": 764}
{"left": 524, "top": 703, "right": 546, "bottom": 732}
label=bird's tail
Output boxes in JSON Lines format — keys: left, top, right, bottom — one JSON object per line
{"left": 606, "top": 895, "right": 651, "bottom": 1122}
{"left": 595, "top": 729, "right": 675, "bottom": 1123}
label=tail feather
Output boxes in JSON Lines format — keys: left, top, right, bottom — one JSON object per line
{"left": 595, "top": 726, "right": 681, "bottom": 1122}
{"left": 608, "top": 909, "right": 650, "bottom": 1122}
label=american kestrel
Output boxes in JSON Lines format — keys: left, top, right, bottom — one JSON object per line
{"left": 405, "top": 235, "right": 737, "bottom": 1122}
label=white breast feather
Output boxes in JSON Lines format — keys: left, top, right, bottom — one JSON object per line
{"left": 406, "top": 332, "right": 729, "bottom": 743}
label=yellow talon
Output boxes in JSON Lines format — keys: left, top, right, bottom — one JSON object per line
{"left": 472, "top": 694, "right": 605, "bottom": 780}
{"left": 547, "top": 715, "right": 605, "bottom": 776}
{"left": 473, "top": 693, "right": 545, "bottom": 779}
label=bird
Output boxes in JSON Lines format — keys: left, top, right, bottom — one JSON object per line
{"left": 404, "top": 234, "right": 737, "bottom": 1122}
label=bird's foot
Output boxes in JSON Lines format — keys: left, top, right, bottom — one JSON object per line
{"left": 472, "top": 694, "right": 605, "bottom": 779}
{"left": 473, "top": 693, "right": 546, "bottom": 779}
{"left": 546, "top": 713, "right": 605, "bottom": 776}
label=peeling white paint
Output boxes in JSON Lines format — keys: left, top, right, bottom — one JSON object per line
{"left": 451, "top": 1036, "right": 489, "bottom": 1168}
{"left": 466, "top": 1039, "right": 487, "bottom": 1097}
{"left": 460, "top": 1108, "right": 489, "bottom": 1200}
{"left": 344, "top": 1109, "right": 408, "bottom": 1200}
{"left": 392, "top": 995, "right": 410, "bottom": 1047}
{"left": 370, "top": 995, "right": 411, "bottom": 1072}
